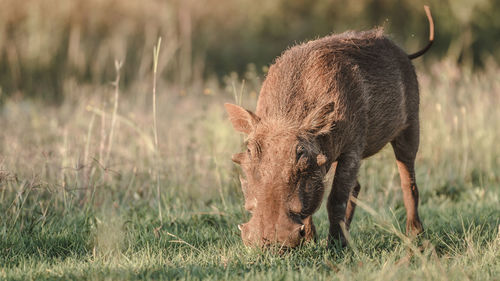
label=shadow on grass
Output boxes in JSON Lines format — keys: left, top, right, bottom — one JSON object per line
{"left": 0, "top": 214, "right": 92, "bottom": 268}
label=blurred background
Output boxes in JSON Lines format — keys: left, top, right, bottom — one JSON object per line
{"left": 0, "top": 0, "right": 499, "bottom": 102}
{"left": 1, "top": 0, "right": 499, "bottom": 208}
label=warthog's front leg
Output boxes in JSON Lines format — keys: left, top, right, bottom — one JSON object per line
{"left": 327, "top": 150, "right": 361, "bottom": 247}
{"left": 345, "top": 180, "right": 361, "bottom": 230}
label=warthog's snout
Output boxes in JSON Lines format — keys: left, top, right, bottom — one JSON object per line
{"left": 239, "top": 220, "right": 306, "bottom": 248}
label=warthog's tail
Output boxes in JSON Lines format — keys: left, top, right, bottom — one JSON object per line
{"left": 408, "top": 5, "right": 434, "bottom": 60}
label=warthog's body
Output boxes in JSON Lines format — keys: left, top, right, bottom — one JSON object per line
{"left": 226, "top": 7, "right": 433, "bottom": 248}
{"left": 257, "top": 28, "right": 418, "bottom": 160}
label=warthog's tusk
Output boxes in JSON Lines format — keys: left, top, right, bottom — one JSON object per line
{"left": 300, "top": 225, "right": 305, "bottom": 231}
{"left": 238, "top": 224, "right": 243, "bottom": 231}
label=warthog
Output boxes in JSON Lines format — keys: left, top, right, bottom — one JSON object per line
{"left": 226, "top": 6, "right": 434, "bottom": 248}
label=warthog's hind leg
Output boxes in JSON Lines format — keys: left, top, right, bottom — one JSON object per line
{"left": 391, "top": 120, "right": 424, "bottom": 236}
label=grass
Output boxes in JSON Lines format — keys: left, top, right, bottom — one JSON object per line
{"left": 1, "top": 60, "right": 499, "bottom": 280}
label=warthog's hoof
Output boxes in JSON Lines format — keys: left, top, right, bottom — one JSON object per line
{"left": 406, "top": 219, "right": 424, "bottom": 237}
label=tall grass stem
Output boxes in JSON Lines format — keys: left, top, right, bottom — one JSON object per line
{"left": 153, "top": 37, "right": 162, "bottom": 224}
{"left": 104, "top": 60, "right": 122, "bottom": 166}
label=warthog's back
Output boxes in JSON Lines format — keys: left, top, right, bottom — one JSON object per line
{"left": 256, "top": 28, "right": 419, "bottom": 158}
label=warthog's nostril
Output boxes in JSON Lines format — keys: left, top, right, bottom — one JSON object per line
{"left": 238, "top": 224, "right": 243, "bottom": 231}
{"left": 299, "top": 224, "right": 305, "bottom": 237}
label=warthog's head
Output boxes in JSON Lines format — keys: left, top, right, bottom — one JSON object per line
{"left": 225, "top": 102, "right": 335, "bottom": 248}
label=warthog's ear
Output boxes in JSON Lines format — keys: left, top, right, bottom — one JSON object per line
{"left": 300, "top": 102, "right": 335, "bottom": 135}
{"left": 224, "top": 103, "right": 259, "bottom": 134}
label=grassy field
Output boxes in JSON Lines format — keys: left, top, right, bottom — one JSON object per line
{"left": 1, "top": 60, "right": 499, "bottom": 280}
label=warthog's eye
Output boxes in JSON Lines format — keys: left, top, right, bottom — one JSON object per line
{"left": 289, "top": 211, "right": 306, "bottom": 223}
{"left": 246, "top": 147, "right": 252, "bottom": 157}
{"left": 296, "top": 145, "right": 306, "bottom": 161}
